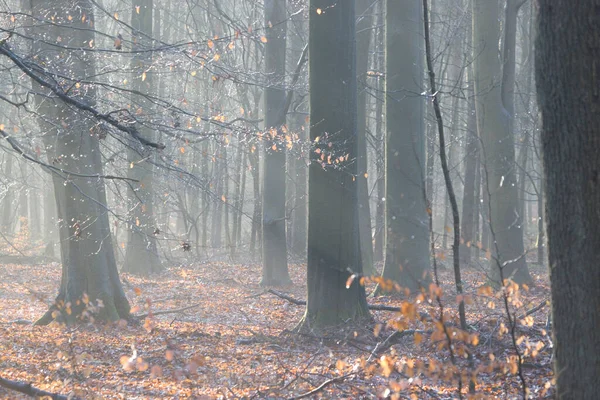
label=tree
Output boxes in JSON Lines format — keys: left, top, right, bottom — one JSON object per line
{"left": 472, "top": 0, "right": 531, "bottom": 285}
{"left": 355, "top": 0, "right": 376, "bottom": 276}
{"left": 536, "top": 1, "right": 600, "bottom": 397}
{"left": 261, "top": 0, "right": 291, "bottom": 286}
{"left": 289, "top": 2, "right": 308, "bottom": 257}
{"left": 380, "top": 0, "right": 430, "bottom": 292}
{"left": 297, "top": 0, "right": 370, "bottom": 331}
{"left": 123, "top": 0, "right": 163, "bottom": 275}
{"left": 20, "top": 0, "right": 130, "bottom": 323}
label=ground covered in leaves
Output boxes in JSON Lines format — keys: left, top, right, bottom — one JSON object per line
{"left": 0, "top": 257, "right": 554, "bottom": 399}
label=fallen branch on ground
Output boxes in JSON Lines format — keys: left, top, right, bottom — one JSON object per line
{"left": 517, "top": 300, "right": 548, "bottom": 320}
{"left": 137, "top": 302, "right": 201, "bottom": 319}
{"left": 0, "top": 376, "right": 73, "bottom": 400}
{"left": 267, "top": 289, "right": 410, "bottom": 312}
{"left": 287, "top": 373, "right": 355, "bottom": 400}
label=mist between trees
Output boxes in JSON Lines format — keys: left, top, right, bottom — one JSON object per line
{"left": 0, "top": 0, "right": 596, "bottom": 398}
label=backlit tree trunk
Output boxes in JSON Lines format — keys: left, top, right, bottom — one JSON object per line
{"left": 356, "top": 0, "right": 375, "bottom": 276}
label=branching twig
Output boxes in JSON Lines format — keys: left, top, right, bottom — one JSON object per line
{"left": 287, "top": 373, "right": 354, "bottom": 400}
{"left": 422, "top": 0, "right": 469, "bottom": 396}
{"left": 0, "top": 42, "right": 164, "bottom": 150}
{"left": 0, "top": 128, "right": 137, "bottom": 182}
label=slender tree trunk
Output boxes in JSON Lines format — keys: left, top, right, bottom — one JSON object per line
{"left": 373, "top": 14, "right": 385, "bottom": 263}
{"left": 460, "top": 66, "right": 478, "bottom": 265}
{"left": 356, "top": 0, "right": 375, "bottom": 276}
{"left": 18, "top": 161, "right": 29, "bottom": 236}
{"left": 1, "top": 155, "right": 14, "bottom": 234}
{"left": 289, "top": 2, "right": 308, "bottom": 258}
{"left": 261, "top": 0, "right": 290, "bottom": 285}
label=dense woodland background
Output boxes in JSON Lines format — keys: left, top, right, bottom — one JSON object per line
{"left": 0, "top": 0, "right": 597, "bottom": 398}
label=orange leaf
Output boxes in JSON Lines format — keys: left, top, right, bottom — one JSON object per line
{"left": 345, "top": 274, "right": 356, "bottom": 289}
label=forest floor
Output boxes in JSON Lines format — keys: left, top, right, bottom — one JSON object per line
{"left": 0, "top": 256, "right": 554, "bottom": 399}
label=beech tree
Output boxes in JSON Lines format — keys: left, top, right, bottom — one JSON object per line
{"left": 536, "top": 0, "right": 600, "bottom": 397}
{"left": 297, "top": 0, "right": 370, "bottom": 330}
{"left": 123, "top": 0, "right": 163, "bottom": 275}
{"left": 472, "top": 0, "right": 531, "bottom": 285}
{"left": 261, "top": 0, "right": 291, "bottom": 286}
{"left": 380, "top": 0, "right": 430, "bottom": 292}
{"left": 20, "top": 0, "right": 131, "bottom": 323}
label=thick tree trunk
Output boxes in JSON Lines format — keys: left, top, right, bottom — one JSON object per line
{"left": 472, "top": 0, "right": 531, "bottom": 285}
{"left": 261, "top": 0, "right": 291, "bottom": 286}
{"left": 380, "top": 0, "right": 430, "bottom": 292}
{"left": 28, "top": 0, "right": 130, "bottom": 324}
{"left": 536, "top": 1, "right": 600, "bottom": 397}
{"left": 297, "top": 0, "right": 370, "bottom": 331}
{"left": 123, "top": 0, "right": 163, "bottom": 275}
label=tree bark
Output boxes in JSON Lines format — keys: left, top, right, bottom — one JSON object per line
{"left": 536, "top": 1, "right": 600, "bottom": 397}
{"left": 472, "top": 0, "right": 531, "bottom": 285}
{"left": 380, "top": 0, "right": 431, "bottom": 292}
{"left": 372, "top": 0, "right": 385, "bottom": 263}
{"left": 261, "top": 0, "right": 291, "bottom": 286}
{"left": 27, "top": 0, "right": 130, "bottom": 323}
{"left": 297, "top": 0, "right": 370, "bottom": 331}
{"left": 123, "top": 0, "right": 163, "bottom": 275}
{"left": 355, "top": 0, "right": 375, "bottom": 276}
{"left": 460, "top": 66, "right": 478, "bottom": 265}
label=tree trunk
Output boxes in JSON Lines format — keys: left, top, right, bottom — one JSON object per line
{"left": 261, "top": 0, "right": 291, "bottom": 286}
{"left": 1, "top": 155, "right": 14, "bottom": 234}
{"left": 123, "top": 0, "right": 163, "bottom": 275}
{"left": 297, "top": 0, "right": 370, "bottom": 331}
{"left": 472, "top": 0, "right": 531, "bottom": 285}
{"left": 460, "top": 65, "right": 478, "bottom": 265}
{"left": 372, "top": 5, "right": 385, "bottom": 263}
{"left": 356, "top": 0, "right": 375, "bottom": 276}
{"left": 28, "top": 0, "right": 130, "bottom": 324}
{"left": 380, "top": 0, "right": 430, "bottom": 292}
{"left": 536, "top": 1, "right": 600, "bottom": 396}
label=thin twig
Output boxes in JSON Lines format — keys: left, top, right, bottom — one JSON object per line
{"left": 287, "top": 373, "right": 354, "bottom": 400}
